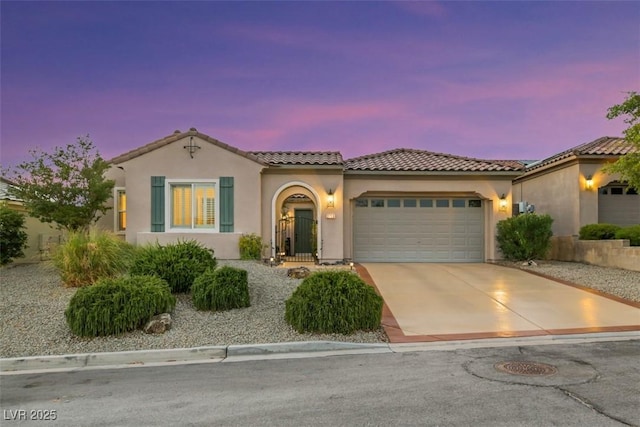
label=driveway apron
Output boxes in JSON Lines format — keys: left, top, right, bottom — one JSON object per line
{"left": 360, "top": 263, "right": 640, "bottom": 343}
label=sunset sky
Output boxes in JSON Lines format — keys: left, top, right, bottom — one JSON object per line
{"left": 1, "top": 1, "right": 638, "bottom": 167}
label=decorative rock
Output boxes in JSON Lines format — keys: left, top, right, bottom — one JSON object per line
{"left": 287, "top": 266, "right": 311, "bottom": 279}
{"left": 143, "top": 313, "right": 172, "bottom": 334}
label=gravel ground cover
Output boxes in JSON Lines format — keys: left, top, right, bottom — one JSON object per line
{"left": 1, "top": 260, "right": 638, "bottom": 358}
{"left": 0, "top": 261, "right": 386, "bottom": 358}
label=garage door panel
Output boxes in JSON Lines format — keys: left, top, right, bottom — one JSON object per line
{"left": 354, "top": 197, "right": 484, "bottom": 262}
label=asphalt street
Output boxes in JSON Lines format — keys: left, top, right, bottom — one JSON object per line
{"left": 1, "top": 339, "right": 639, "bottom": 426}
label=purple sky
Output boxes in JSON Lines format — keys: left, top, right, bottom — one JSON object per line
{"left": 1, "top": 1, "right": 639, "bottom": 167}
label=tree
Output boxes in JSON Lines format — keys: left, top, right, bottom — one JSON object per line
{"left": 0, "top": 205, "right": 28, "bottom": 265}
{"left": 3, "top": 136, "right": 114, "bottom": 232}
{"left": 603, "top": 91, "right": 640, "bottom": 191}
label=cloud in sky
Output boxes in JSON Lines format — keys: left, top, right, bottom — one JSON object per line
{"left": 1, "top": 1, "right": 638, "bottom": 166}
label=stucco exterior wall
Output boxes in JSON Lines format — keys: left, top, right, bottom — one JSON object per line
{"left": 260, "top": 169, "right": 345, "bottom": 261}
{"left": 342, "top": 174, "right": 515, "bottom": 261}
{"left": 512, "top": 160, "right": 622, "bottom": 237}
{"left": 2, "top": 201, "right": 62, "bottom": 263}
{"left": 98, "top": 135, "right": 264, "bottom": 259}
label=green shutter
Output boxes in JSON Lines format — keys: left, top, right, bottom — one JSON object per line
{"left": 151, "top": 176, "right": 165, "bottom": 232}
{"left": 220, "top": 177, "right": 234, "bottom": 232}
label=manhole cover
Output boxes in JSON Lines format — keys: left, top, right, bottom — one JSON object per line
{"left": 494, "top": 361, "right": 558, "bottom": 377}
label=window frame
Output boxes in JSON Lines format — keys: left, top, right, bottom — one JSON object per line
{"left": 165, "top": 179, "right": 219, "bottom": 233}
{"left": 114, "top": 187, "right": 126, "bottom": 233}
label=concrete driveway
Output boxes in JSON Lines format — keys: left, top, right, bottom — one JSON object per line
{"left": 358, "top": 263, "right": 640, "bottom": 343}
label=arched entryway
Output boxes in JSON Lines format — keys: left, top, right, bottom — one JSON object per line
{"left": 271, "top": 182, "right": 321, "bottom": 263}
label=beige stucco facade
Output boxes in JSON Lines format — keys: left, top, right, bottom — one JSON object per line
{"left": 512, "top": 159, "right": 623, "bottom": 236}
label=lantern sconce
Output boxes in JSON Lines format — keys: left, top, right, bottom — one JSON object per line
{"left": 585, "top": 175, "right": 594, "bottom": 191}
{"left": 327, "top": 189, "right": 335, "bottom": 208}
{"left": 184, "top": 136, "right": 201, "bottom": 159}
{"left": 498, "top": 193, "right": 508, "bottom": 212}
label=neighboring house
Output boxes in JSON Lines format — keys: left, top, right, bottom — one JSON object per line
{"left": 97, "top": 128, "right": 522, "bottom": 262}
{"left": 512, "top": 137, "right": 639, "bottom": 237}
{"left": 0, "top": 177, "right": 62, "bottom": 263}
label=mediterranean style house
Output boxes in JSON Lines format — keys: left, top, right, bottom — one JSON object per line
{"left": 96, "top": 129, "right": 638, "bottom": 263}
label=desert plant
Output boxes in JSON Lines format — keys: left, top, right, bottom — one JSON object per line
{"left": 496, "top": 213, "right": 553, "bottom": 261}
{"left": 51, "top": 228, "right": 134, "bottom": 287}
{"left": 579, "top": 223, "right": 622, "bottom": 240}
{"left": 0, "top": 205, "right": 28, "bottom": 265}
{"left": 616, "top": 225, "right": 640, "bottom": 246}
{"left": 130, "top": 239, "right": 217, "bottom": 293}
{"left": 192, "top": 266, "right": 250, "bottom": 311}
{"left": 65, "top": 275, "right": 176, "bottom": 337}
{"left": 238, "top": 233, "right": 264, "bottom": 260}
{"left": 285, "top": 270, "right": 383, "bottom": 334}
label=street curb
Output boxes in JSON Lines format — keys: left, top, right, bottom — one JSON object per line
{"left": 227, "top": 341, "right": 391, "bottom": 356}
{"left": 0, "top": 346, "right": 227, "bottom": 373}
{"left": 0, "top": 342, "right": 391, "bottom": 374}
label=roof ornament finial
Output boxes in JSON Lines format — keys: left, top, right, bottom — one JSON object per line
{"left": 184, "top": 136, "right": 201, "bottom": 159}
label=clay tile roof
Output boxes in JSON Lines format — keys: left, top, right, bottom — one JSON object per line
{"left": 108, "top": 129, "right": 267, "bottom": 165}
{"left": 344, "top": 148, "right": 522, "bottom": 172}
{"left": 526, "top": 136, "right": 633, "bottom": 171}
{"left": 249, "top": 151, "right": 344, "bottom": 166}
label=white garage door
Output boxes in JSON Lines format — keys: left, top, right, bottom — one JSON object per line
{"left": 353, "top": 197, "right": 484, "bottom": 262}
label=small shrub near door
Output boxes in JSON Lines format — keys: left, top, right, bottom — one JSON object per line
{"left": 51, "top": 228, "right": 134, "bottom": 287}
{"left": 130, "top": 240, "right": 217, "bottom": 293}
{"left": 579, "top": 223, "right": 622, "bottom": 240}
{"left": 496, "top": 213, "right": 553, "bottom": 261}
{"left": 615, "top": 225, "right": 640, "bottom": 246}
{"left": 192, "top": 266, "right": 250, "bottom": 311}
{"left": 285, "top": 271, "right": 383, "bottom": 334}
{"left": 238, "top": 233, "right": 264, "bottom": 260}
{"left": 65, "top": 275, "right": 176, "bottom": 337}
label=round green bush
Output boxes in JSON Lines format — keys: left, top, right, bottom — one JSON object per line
{"left": 238, "top": 233, "right": 264, "bottom": 260}
{"left": 65, "top": 275, "right": 176, "bottom": 337}
{"left": 192, "top": 266, "right": 250, "bottom": 311}
{"left": 130, "top": 240, "right": 217, "bottom": 293}
{"left": 616, "top": 225, "right": 640, "bottom": 246}
{"left": 0, "top": 205, "right": 28, "bottom": 265}
{"left": 496, "top": 213, "right": 553, "bottom": 261}
{"left": 285, "top": 270, "right": 383, "bottom": 334}
{"left": 579, "top": 223, "right": 622, "bottom": 240}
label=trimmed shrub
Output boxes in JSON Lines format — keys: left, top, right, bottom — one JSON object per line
{"left": 285, "top": 270, "right": 383, "bottom": 334}
{"left": 130, "top": 240, "right": 217, "bottom": 293}
{"left": 0, "top": 205, "right": 28, "bottom": 265}
{"left": 496, "top": 213, "right": 553, "bottom": 261}
{"left": 579, "top": 223, "right": 622, "bottom": 240}
{"left": 51, "top": 228, "right": 134, "bottom": 287}
{"left": 65, "top": 275, "right": 176, "bottom": 337}
{"left": 192, "top": 266, "right": 250, "bottom": 311}
{"left": 238, "top": 233, "right": 264, "bottom": 260}
{"left": 616, "top": 225, "right": 640, "bottom": 246}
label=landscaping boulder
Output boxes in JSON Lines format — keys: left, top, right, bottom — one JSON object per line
{"left": 287, "top": 266, "right": 311, "bottom": 279}
{"left": 143, "top": 313, "right": 172, "bottom": 334}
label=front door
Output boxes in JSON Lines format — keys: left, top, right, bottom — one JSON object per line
{"left": 294, "top": 209, "right": 314, "bottom": 255}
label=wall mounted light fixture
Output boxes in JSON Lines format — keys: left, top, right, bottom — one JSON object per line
{"left": 498, "top": 193, "right": 508, "bottom": 212}
{"left": 327, "top": 189, "right": 335, "bottom": 208}
{"left": 585, "top": 175, "right": 594, "bottom": 191}
{"left": 183, "top": 136, "right": 201, "bottom": 158}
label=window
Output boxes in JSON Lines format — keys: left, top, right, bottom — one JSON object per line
{"left": 403, "top": 199, "right": 417, "bottom": 208}
{"left": 371, "top": 199, "right": 385, "bottom": 207}
{"left": 387, "top": 199, "right": 401, "bottom": 207}
{"left": 419, "top": 199, "right": 433, "bottom": 208}
{"left": 115, "top": 188, "right": 126, "bottom": 232}
{"left": 355, "top": 198, "right": 368, "bottom": 207}
{"left": 469, "top": 200, "right": 482, "bottom": 208}
{"left": 436, "top": 199, "right": 450, "bottom": 208}
{"left": 167, "top": 180, "right": 218, "bottom": 231}
{"left": 452, "top": 200, "right": 465, "bottom": 208}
